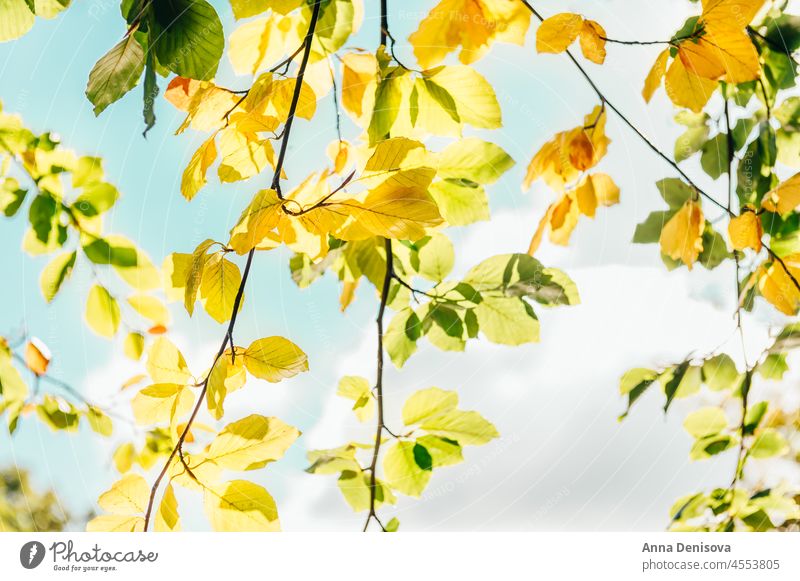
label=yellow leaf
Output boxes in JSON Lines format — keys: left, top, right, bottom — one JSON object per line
{"left": 206, "top": 414, "right": 300, "bottom": 470}
{"left": 174, "top": 82, "right": 240, "bottom": 134}
{"left": 402, "top": 387, "right": 458, "bottom": 425}
{"left": 523, "top": 106, "right": 609, "bottom": 191}
{"left": 181, "top": 135, "right": 217, "bottom": 201}
{"left": 426, "top": 65, "right": 501, "bottom": 129}
{"left": 643, "top": 49, "right": 669, "bottom": 102}
{"left": 200, "top": 254, "right": 242, "bottom": 324}
{"left": 574, "top": 173, "right": 621, "bottom": 217}
{"left": 266, "top": 78, "right": 316, "bottom": 122}
{"left": 383, "top": 440, "right": 431, "bottom": 497}
{"left": 341, "top": 52, "right": 377, "bottom": 121}
{"left": 131, "top": 383, "right": 194, "bottom": 425}
{"left": 762, "top": 173, "right": 800, "bottom": 214}
{"left": 243, "top": 336, "right": 309, "bottom": 382}
{"left": 207, "top": 351, "right": 245, "bottom": 420}
{"left": 664, "top": 55, "right": 717, "bottom": 113}
{"left": 204, "top": 480, "right": 280, "bottom": 532}
{"left": 154, "top": 483, "right": 181, "bottom": 532}
{"left": 86, "top": 515, "right": 144, "bottom": 532}
{"left": 659, "top": 200, "right": 705, "bottom": 269}
{"left": 548, "top": 193, "right": 580, "bottom": 245}
{"left": 728, "top": 210, "right": 762, "bottom": 251}
{"left": 536, "top": 13, "right": 583, "bottom": 54}
{"left": 408, "top": 0, "right": 530, "bottom": 68}
{"left": 123, "top": 332, "right": 145, "bottom": 361}
{"left": 217, "top": 127, "right": 275, "bottom": 183}
{"left": 185, "top": 239, "right": 215, "bottom": 315}
{"left": 676, "top": 0, "right": 765, "bottom": 83}
{"left": 127, "top": 294, "right": 170, "bottom": 326}
{"left": 146, "top": 337, "right": 193, "bottom": 384}
{"left": 758, "top": 256, "right": 800, "bottom": 315}
{"left": 228, "top": 13, "right": 303, "bottom": 75}
{"left": 85, "top": 285, "right": 120, "bottom": 338}
{"left": 163, "top": 253, "right": 192, "bottom": 302}
{"left": 337, "top": 376, "right": 374, "bottom": 422}
{"left": 339, "top": 280, "right": 358, "bottom": 312}
{"left": 229, "top": 189, "right": 283, "bottom": 254}
{"left": 24, "top": 338, "right": 50, "bottom": 376}
{"left": 97, "top": 474, "right": 149, "bottom": 515}
{"left": 579, "top": 20, "right": 606, "bottom": 64}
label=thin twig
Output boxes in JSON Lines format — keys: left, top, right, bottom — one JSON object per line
{"left": 363, "top": 237, "right": 393, "bottom": 533}
{"left": 142, "top": 0, "right": 324, "bottom": 531}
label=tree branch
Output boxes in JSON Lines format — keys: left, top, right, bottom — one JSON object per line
{"left": 363, "top": 237, "right": 393, "bottom": 532}
{"left": 142, "top": 0, "right": 323, "bottom": 531}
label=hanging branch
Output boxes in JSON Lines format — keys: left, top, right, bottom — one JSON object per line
{"left": 142, "top": 0, "right": 323, "bottom": 531}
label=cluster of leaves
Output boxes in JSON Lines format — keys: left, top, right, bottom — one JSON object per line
{"left": 89, "top": 335, "right": 308, "bottom": 531}
{"left": 0, "top": 467, "right": 71, "bottom": 532}
{"left": 308, "top": 387, "right": 497, "bottom": 520}
{"left": 620, "top": 324, "right": 800, "bottom": 531}
{"left": 523, "top": 105, "right": 620, "bottom": 253}
{"left": 0, "top": 103, "right": 168, "bottom": 436}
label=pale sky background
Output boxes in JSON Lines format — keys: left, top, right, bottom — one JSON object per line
{"left": 1, "top": 0, "right": 798, "bottom": 531}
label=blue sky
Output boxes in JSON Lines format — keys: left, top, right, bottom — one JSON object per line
{"left": 3, "top": 0, "right": 794, "bottom": 531}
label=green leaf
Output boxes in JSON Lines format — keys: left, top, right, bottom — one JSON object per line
{"left": 86, "top": 406, "right": 113, "bottom": 437}
{"left": 749, "top": 428, "right": 788, "bottom": 459}
{"left": 337, "top": 470, "right": 395, "bottom": 512}
{"left": 698, "top": 226, "right": 730, "bottom": 270}
{"left": 420, "top": 409, "right": 499, "bottom": 445}
{"left": 675, "top": 125, "right": 709, "bottom": 162}
{"left": 437, "top": 138, "right": 514, "bottom": 185}
{"left": 28, "top": 193, "right": 57, "bottom": 244}
{"left": 419, "top": 77, "right": 460, "bottom": 124}
{"left": 143, "top": 40, "right": 158, "bottom": 135}
{"left": 73, "top": 182, "right": 119, "bottom": 216}
{"left": 367, "top": 70, "right": 403, "bottom": 144}
{"left": 151, "top": 0, "right": 223, "bottom": 80}
{"left": 700, "top": 134, "right": 729, "bottom": 180}
{"left": 385, "top": 517, "right": 400, "bottom": 532}
{"left": 39, "top": 250, "right": 76, "bottom": 302}
{"left": 683, "top": 407, "right": 728, "bottom": 438}
{"left": 0, "top": 177, "right": 27, "bottom": 216}
{"left": 82, "top": 237, "right": 138, "bottom": 267}
{"left": 416, "top": 435, "right": 463, "bottom": 467}
{"left": 663, "top": 361, "right": 699, "bottom": 412}
{"left": 385, "top": 308, "right": 421, "bottom": 368}
{"left": 689, "top": 434, "right": 734, "bottom": 460}
{"left": 402, "top": 387, "right": 458, "bottom": 426}
{"left": 0, "top": 0, "right": 35, "bottom": 42}
{"left": 618, "top": 367, "right": 658, "bottom": 419}
{"left": 428, "top": 179, "right": 489, "bottom": 226}
{"left": 702, "top": 354, "right": 740, "bottom": 391}
{"left": 474, "top": 296, "right": 539, "bottom": 345}
{"left": 743, "top": 401, "right": 768, "bottom": 436}
{"left": 36, "top": 395, "right": 79, "bottom": 432}
{"left": 757, "top": 353, "right": 788, "bottom": 380}
{"left": 656, "top": 178, "right": 695, "bottom": 209}
{"left": 415, "top": 233, "right": 454, "bottom": 282}
{"left": 85, "top": 285, "right": 120, "bottom": 338}
{"left": 383, "top": 441, "right": 432, "bottom": 497}
{"left": 86, "top": 35, "right": 145, "bottom": 115}
{"left": 633, "top": 210, "right": 671, "bottom": 243}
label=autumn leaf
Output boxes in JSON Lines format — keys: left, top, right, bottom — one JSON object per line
{"left": 659, "top": 199, "right": 705, "bottom": 269}
{"left": 536, "top": 13, "right": 583, "bottom": 54}
{"left": 728, "top": 209, "right": 762, "bottom": 252}
{"left": 24, "top": 338, "right": 51, "bottom": 376}
{"left": 762, "top": 173, "right": 800, "bottom": 215}
{"left": 758, "top": 255, "right": 800, "bottom": 315}
{"left": 408, "top": 0, "right": 530, "bottom": 69}
{"left": 676, "top": 0, "right": 765, "bottom": 84}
